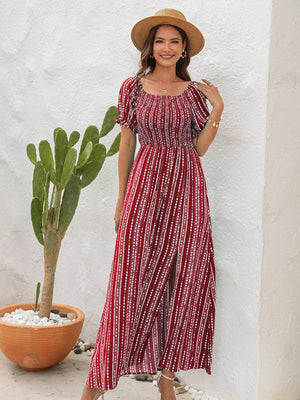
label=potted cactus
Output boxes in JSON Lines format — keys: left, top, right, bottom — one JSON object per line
{"left": 0, "top": 106, "right": 120, "bottom": 370}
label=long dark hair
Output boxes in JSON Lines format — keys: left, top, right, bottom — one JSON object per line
{"left": 136, "top": 24, "right": 191, "bottom": 85}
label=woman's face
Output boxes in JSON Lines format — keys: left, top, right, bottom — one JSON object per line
{"left": 152, "top": 25, "right": 186, "bottom": 67}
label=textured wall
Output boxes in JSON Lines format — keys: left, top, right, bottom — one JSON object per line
{"left": 177, "top": 1, "right": 272, "bottom": 398}
{"left": 0, "top": 1, "right": 272, "bottom": 399}
{"left": 259, "top": 0, "right": 300, "bottom": 399}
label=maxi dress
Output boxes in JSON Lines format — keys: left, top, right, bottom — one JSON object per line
{"left": 87, "top": 77, "right": 216, "bottom": 390}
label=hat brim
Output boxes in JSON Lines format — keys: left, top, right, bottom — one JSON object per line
{"left": 131, "top": 15, "right": 205, "bottom": 57}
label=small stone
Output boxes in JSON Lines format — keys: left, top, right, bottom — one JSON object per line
{"left": 193, "top": 394, "right": 203, "bottom": 400}
{"left": 74, "top": 347, "right": 82, "bottom": 354}
{"left": 135, "top": 374, "right": 150, "bottom": 381}
{"left": 51, "top": 309, "right": 59, "bottom": 314}
{"left": 175, "top": 385, "right": 187, "bottom": 394}
{"left": 83, "top": 343, "right": 94, "bottom": 351}
{"left": 67, "top": 312, "right": 76, "bottom": 320}
{"left": 135, "top": 374, "right": 148, "bottom": 381}
{"left": 58, "top": 312, "right": 67, "bottom": 318}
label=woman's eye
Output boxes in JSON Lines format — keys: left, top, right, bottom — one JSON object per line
{"left": 154, "top": 39, "right": 180, "bottom": 44}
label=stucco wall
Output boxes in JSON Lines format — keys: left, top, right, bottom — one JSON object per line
{"left": 0, "top": 1, "right": 272, "bottom": 399}
{"left": 259, "top": 1, "right": 300, "bottom": 399}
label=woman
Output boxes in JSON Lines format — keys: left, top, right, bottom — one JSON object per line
{"left": 81, "top": 8, "right": 224, "bottom": 400}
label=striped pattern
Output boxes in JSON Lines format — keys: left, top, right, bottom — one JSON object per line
{"left": 87, "top": 77, "right": 216, "bottom": 390}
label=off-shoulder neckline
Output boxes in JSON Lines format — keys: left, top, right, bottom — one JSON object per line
{"left": 138, "top": 78, "right": 196, "bottom": 98}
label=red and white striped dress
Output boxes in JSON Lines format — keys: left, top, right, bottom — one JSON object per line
{"left": 87, "top": 77, "right": 216, "bottom": 390}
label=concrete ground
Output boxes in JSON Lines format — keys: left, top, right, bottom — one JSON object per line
{"left": 0, "top": 350, "right": 193, "bottom": 400}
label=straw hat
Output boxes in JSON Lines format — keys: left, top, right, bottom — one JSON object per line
{"left": 131, "top": 9, "right": 205, "bottom": 56}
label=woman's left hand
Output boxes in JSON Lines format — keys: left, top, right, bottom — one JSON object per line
{"left": 197, "top": 79, "right": 224, "bottom": 110}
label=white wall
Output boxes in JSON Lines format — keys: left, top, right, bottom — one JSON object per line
{"left": 0, "top": 1, "right": 273, "bottom": 399}
{"left": 177, "top": 1, "right": 272, "bottom": 398}
{"left": 259, "top": 1, "right": 300, "bottom": 399}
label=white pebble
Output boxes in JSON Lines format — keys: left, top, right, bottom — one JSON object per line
{"left": 0, "top": 308, "right": 74, "bottom": 326}
{"left": 192, "top": 394, "right": 203, "bottom": 400}
{"left": 184, "top": 387, "right": 219, "bottom": 400}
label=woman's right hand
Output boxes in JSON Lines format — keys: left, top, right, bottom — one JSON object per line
{"left": 114, "top": 124, "right": 137, "bottom": 233}
{"left": 114, "top": 198, "right": 123, "bottom": 233}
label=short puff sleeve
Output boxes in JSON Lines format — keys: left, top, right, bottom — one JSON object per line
{"left": 190, "top": 85, "right": 210, "bottom": 139}
{"left": 115, "top": 77, "right": 138, "bottom": 134}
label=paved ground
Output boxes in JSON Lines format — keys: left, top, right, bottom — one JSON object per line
{"left": 0, "top": 350, "right": 193, "bottom": 399}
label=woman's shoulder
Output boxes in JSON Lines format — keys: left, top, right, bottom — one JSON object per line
{"left": 119, "top": 76, "right": 137, "bottom": 92}
{"left": 188, "top": 81, "right": 207, "bottom": 99}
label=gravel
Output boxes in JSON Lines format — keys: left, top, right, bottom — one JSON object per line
{"left": 0, "top": 308, "right": 76, "bottom": 326}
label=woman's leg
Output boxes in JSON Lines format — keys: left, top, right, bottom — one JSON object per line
{"left": 80, "top": 384, "right": 105, "bottom": 400}
{"left": 158, "top": 369, "right": 176, "bottom": 400}
{"left": 159, "top": 256, "right": 177, "bottom": 399}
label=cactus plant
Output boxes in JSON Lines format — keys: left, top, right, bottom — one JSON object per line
{"left": 26, "top": 106, "right": 120, "bottom": 318}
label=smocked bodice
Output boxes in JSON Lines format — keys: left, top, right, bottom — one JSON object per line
{"left": 116, "top": 77, "right": 209, "bottom": 147}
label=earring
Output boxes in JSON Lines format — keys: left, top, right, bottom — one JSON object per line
{"left": 181, "top": 50, "right": 186, "bottom": 58}
{"left": 150, "top": 54, "right": 154, "bottom": 59}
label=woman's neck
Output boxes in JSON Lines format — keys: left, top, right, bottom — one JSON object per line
{"left": 148, "top": 65, "right": 180, "bottom": 82}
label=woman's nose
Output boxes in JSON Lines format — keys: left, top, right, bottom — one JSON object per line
{"left": 163, "top": 42, "right": 170, "bottom": 51}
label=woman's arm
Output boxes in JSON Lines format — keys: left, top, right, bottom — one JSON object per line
{"left": 114, "top": 124, "right": 137, "bottom": 231}
{"left": 192, "top": 79, "right": 224, "bottom": 156}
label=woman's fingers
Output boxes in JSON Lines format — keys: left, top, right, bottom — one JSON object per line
{"left": 197, "top": 80, "right": 217, "bottom": 90}
{"left": 114, "top": 217, "right": 120, "bottom": 233}
{"left": 114, "top": 199, "right": 123, "bottom": 233}
{"left": 202, "top": 78, "right": 214, "bottom": 87}
{"left": 196, "top": 80, "right": 223, "bottom": 109}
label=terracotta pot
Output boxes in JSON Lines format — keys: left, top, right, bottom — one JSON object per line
{"left": 0, "top": 302, "right": 84, "bottom": 371}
